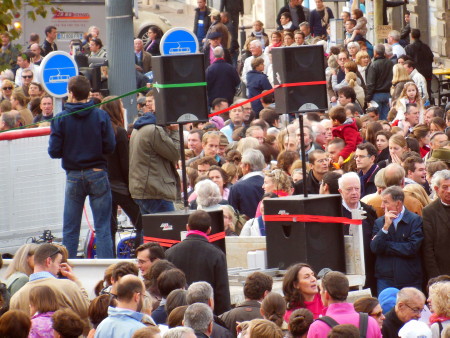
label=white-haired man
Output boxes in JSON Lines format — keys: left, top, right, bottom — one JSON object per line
{"left": 228, "top": 149, "right": 265, "bottom": 218}
{"left": 422, "top": 169, "right": 450, "bottom": 279}
{"left": 338, "top": 172, "right": 377, "bottom": 294}
{"left": 241, "top": 40, "right": 270, "bottom": 84}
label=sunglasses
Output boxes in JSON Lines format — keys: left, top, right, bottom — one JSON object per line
{"left": 49, "top": 248, "right": 62, "bottom": 258}
{"left": 370, "top": 311, "right": 383, "bottom": 318}
{"left": 22, "top": 75, "right": 33, "bottom": 79}
{"left": 2, "top": 87, "right": 13, "bottom": 90}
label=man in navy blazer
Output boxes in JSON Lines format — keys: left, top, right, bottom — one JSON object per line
{"left": 228, "top": 149, "right": 265, "bottom": 218}
{"left": 370, "top": 186, "right": 424, "bottom": 295}
{"left": 206, "top": 46, "right": 240, "bottom": 106}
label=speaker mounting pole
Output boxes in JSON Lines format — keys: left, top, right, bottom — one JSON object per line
{"left": 178, "top": 124, "right": 189, "bottom": 210}
{"left": 297, "top": 112, "right": 308, "bottom": 198}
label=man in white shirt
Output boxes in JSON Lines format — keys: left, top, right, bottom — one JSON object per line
{"left": 241, "top": 40, "right": 270, "bottom": 85}
{"left": 388, "top": 30, "right": 406, "bottom": 58}
{"left": 404, "top": 60, "right": 429, "bottom": 102}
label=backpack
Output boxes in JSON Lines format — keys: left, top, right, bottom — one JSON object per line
{"left": 317, "top": 313, "right": 369, "bottom": 338}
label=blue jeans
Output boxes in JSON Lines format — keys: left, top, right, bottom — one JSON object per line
{"left": 63, "top": 169, "right": 113, "bottom": 259}
{"left": 372, "top": 92, "right": 391, "bottom": 120}
{"left": 134, "top": 199, "right": 175, "bottom": 215}
{"left": 377, "top": 279, "right": 422, "bottom": 296}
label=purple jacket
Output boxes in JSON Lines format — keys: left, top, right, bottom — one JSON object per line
{"left": 307, "top": 303, "right": 382, "bottom": 338}
{"left": 30, "top": 312, "right": 55, "bottom": 338}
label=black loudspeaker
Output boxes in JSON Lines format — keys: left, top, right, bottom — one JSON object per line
{"left": 152, "top": 54, "right": 209, "bottom": 125}
{"left": 142, "top": 209, "right": 225, "bottom": 253}
{"left": 272, "top": 45, "right": 328, "bottom": 114}
{"left": 264, "top": 195, "right": 346, "bottom": 273}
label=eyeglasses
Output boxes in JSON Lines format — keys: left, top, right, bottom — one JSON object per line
{"left": 404, "top": 303, "right": 424, "bottom": 314}
{"left": 315, "top": 158, "right": 330, "bottom": 164}
{"left": 370, "top": 311, "right": 383, "bottom": 318}
{"left": 22, "top": 75, "right": 33, "bottom": 79}
{"left": 2, "top": 87, "right": 13, "bottom": 90}
{"left": 135, "top": 258, "right": 150, "bottom": 265}
{"left": 49, "top": 247, "right": 61, "bottom": 258}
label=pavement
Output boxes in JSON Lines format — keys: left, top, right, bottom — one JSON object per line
{"left": 139, "top": 0, "right": 254, "bottom": 32}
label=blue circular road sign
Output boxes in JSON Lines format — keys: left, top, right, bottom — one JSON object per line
{"left": 39, "top": 51, "right": 78, "bottom": 98}
{"left": 160, "top": 28, "right": 199, "bottom": 56}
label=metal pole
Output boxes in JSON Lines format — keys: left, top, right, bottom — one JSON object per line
{"left": 106, "top": 0, "right": 138, "bottom": 123}
{"left": 178, "top": 125, "right": 189, "bottom": 210}
{"left": 297, "top": 113, "right": 308, "bottom": 198}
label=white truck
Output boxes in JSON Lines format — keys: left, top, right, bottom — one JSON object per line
{"left": 13, "top": 0, "right": 171, "bottom": 52}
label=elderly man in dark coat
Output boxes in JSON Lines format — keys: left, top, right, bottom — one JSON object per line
{"left": 206, "top": 46, "right": 240, "bottom": 106}
{"left": 422, "top": 169, "right": 450, "bottom": 279}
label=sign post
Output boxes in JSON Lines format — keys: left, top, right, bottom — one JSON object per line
{"left": 158, "top": 28, "right": 200, "bottom": 209}
{"left": 39, "top": 51, "right": 79, "bottom": 114}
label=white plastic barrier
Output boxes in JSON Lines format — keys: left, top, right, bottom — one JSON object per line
{"left": 0, "top": 128, "right": 92, "bottom": 255}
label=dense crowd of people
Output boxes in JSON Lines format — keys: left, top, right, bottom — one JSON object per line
{"left": 1, "top": 0, "right": 450, "bottom": 337}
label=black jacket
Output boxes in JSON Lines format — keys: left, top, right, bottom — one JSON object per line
{"left": 293, "top": 170, "right": 321, "bottom": 195}
{"left": 165, "top": 234, "right": 231, "bottom": 315}
{"left": 422, "top": 199, "right": 450, "bottom": 279}
{"left": 382, "top": 309, "right": 404, "bottom": 338}
{"left": 405, "top": 39, "right": 434, "bottom": 79}
{"left": 41, "top": 39, "right": 57, "bottom": 57}
{"left": 194, "top": 7, "right": 212, "bottom": 38}
{"left": 276, "top": 5, "right": 306, "bottom": 30}
{"left": 342, "top": 202, "right": 377, "bottom": 294}
{"left": 358, "top": 164, "right": 380, "bottom": 198}
{"left": 106, "top": 127, "right": 130, "bottom": 195}
{"left": 220, "top": 0, "right": 244, "bottom": 15}
{"left": 370, "top": 208, "right": 424, "bottom": 288}
{"left": 365, "top": 56, "right": 393, "bottom": 102}
{"left": 206, "top": 58, "right": 241, "bottom": 106}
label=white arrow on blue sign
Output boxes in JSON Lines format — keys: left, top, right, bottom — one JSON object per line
{"left": 160, "top": 28, "right": 199, "bottom": 56}
{"left": 39, "top": 51, "right": 79, "bottom": 98}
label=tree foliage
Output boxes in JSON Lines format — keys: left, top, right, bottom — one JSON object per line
{"left": 0, "top": 0, "right": 53, "bottom": 41}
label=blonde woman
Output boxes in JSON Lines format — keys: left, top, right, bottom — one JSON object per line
{"left": 355, "top": 50, "right": 370, "bottom": 84}
{"left": 4, "top": 243, "right": 39, "bottom": 295}
{"left": 391, "top": 64, "right": 411, "bottom": 103}
{"left": 346, "top": 71, "right": 365, "bottom": 108}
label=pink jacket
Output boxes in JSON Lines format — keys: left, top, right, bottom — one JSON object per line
{"left": 29, "top": 311, "right": 55, "bottom": 338}
{"left": 307, "top": 303, "right": 382, "bottom": 338}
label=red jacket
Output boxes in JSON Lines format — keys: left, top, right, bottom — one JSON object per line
{"left": 332, "top": 118, "right": 363, "bottom": 160}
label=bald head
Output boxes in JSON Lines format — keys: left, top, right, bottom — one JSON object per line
{"left": 116, "top": 274, "right": 145, "bottom": 302}
{"left": 384, "top": 163, "right": 405, "bottom": 187}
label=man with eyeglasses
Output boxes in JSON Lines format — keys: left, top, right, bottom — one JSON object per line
{"left": 19, "top": 68, "right": 34, "bottom": 97}
{"left": 135, "top": 242, "right": 165, "bottom": 276}
{"left": 356, "top": 143, "right": 380, "bottom": 197}
{"left": 370, "top": 186, "right": 424, "bottom": 294}
{"left": 294, "top": 149, "right": 329, "bottom": 195}
{"left": 10, "top": 244, "right": 90, "bottom": 334}
{"left": 382, "top": 287, "right": 426, "bottom": 338}
{"left": 95, "top": 275, "right": 147, "bottom": 337}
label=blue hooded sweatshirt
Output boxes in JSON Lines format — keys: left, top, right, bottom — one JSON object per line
{"left": 133, "top": 112, "right": 156, "bottom": 130}
{"left": 48, "top": 100, "right": 116, "bottom": 171}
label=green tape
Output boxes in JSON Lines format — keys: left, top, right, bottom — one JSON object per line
{"left": 0, "top": 86, "right": 149, "bottom": 133}
{"left": 153, "top": 82, "right": 207, "bottom": 89}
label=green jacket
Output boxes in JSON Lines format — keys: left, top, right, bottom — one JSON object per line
{"left": 129, "top": 114, "right": 180, "bottom": 201}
